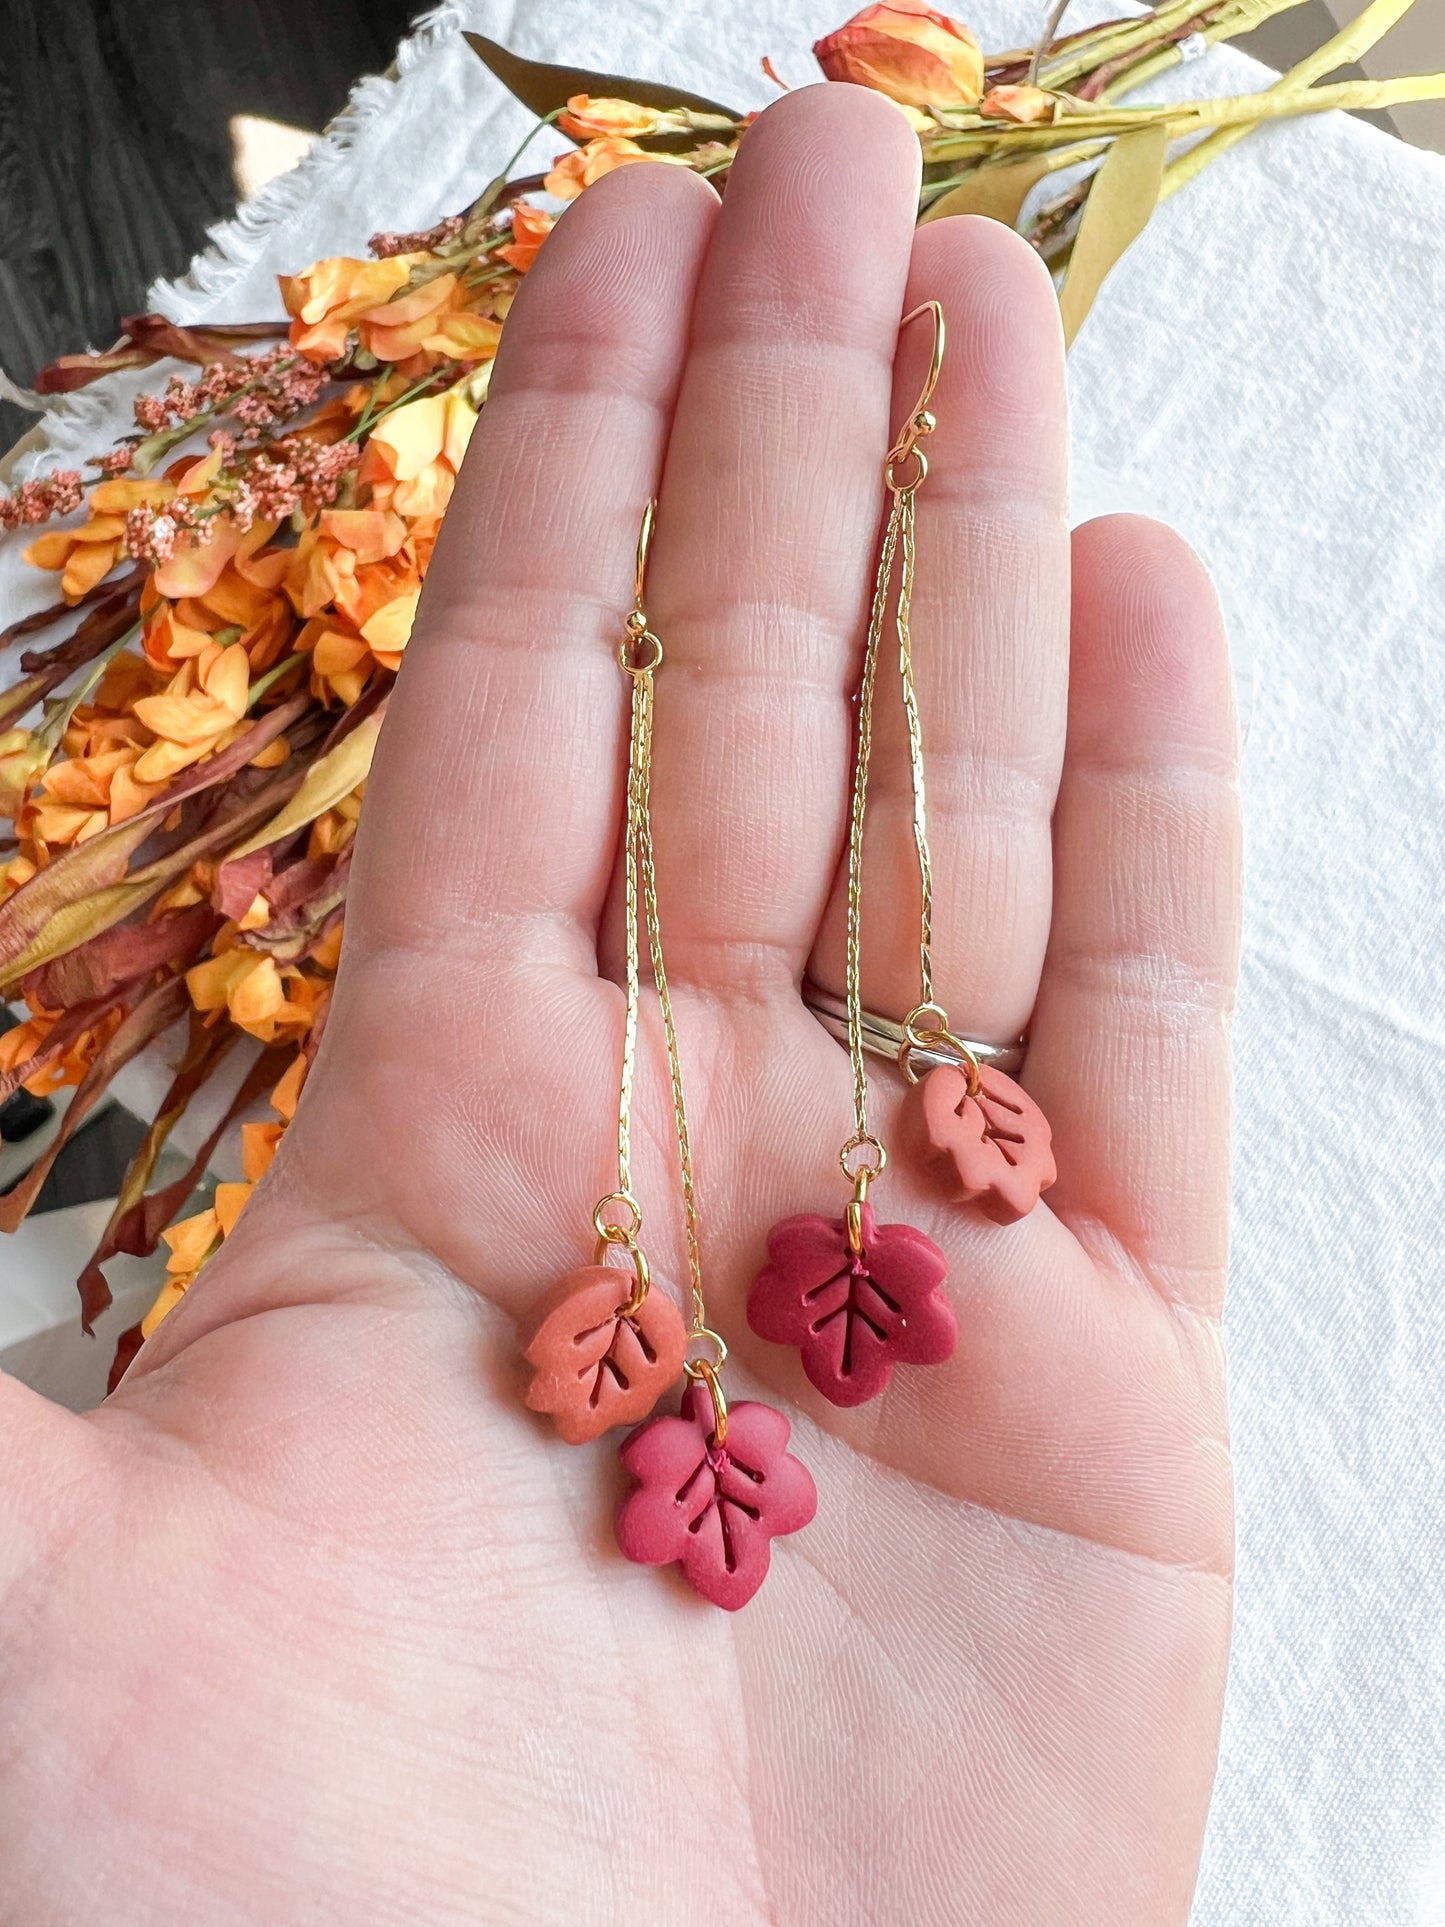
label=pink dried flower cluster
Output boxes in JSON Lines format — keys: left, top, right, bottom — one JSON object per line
{"left": 93, "top": 445, "right": 139, "bottom": 476}
{"left": 132, "top": 347, "right": 332, "bottom": 443}
{"left": 0, "top": 471, "right": 84, "bottom": 532}
{"left": 369, "top": 215, "right": 465, "bottom": 258}
{"left": 123, "top": 496, "right": 213, "bottom": 565}
{"left": 124, "top": 504, "right": 183, "bottom": 565}
{"left": 223, "top": 438, "right": 361, "bottom": 531}
{"left": 121, "top": 436, "right": 360, "bottom": 561}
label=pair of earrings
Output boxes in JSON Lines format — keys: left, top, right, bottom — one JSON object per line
{"left": 521, "top": 304, "right": 1055, "bottom": 1611}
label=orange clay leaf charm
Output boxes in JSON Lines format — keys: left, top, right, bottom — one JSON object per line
{"left": 908, "top": 1062, "right": 1057, "bottom": 1224}
{"left": 523, "top": 1265, "right": 687, "bottom": 1444}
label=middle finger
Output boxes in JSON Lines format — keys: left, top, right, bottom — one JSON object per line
{"left": 640, "top": 84, "right": 924, "bottom": 995}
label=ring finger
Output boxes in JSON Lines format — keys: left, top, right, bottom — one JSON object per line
{"left": 809, "top": 214, "right": 1071, "bottom": 1046}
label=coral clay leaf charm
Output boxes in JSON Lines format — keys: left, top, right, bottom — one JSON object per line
{"left": 747, "top": 1205, "right": 955, "bottom": 1408}
{"left": 616, "top": 1383, "right": 817, "bottom": 1611}
{"left": 910, "top": 1063, "right": 1057, "bottom": 1224}
{"left": 523, "top": 1266, "right": 687, "bottom": 1445}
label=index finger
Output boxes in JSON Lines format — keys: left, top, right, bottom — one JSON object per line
{"left": 345, "top": 164, "right": 719, "bottom": 975}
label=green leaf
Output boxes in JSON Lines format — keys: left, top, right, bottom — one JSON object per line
{"left": 463, "top": 31, "right": 742, "bottom": 122}
{"left": 920, "top": 156, "right": 1056, "bottom": 228}
{"left": 1057, "top": 124, "right": 1167, "bottom": 349}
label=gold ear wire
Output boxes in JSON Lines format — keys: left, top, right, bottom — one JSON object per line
{"left": 633, "top": 496, "right": 657, "bottom": 619}
{"left": 886, "top": 301, "right": 947, "bottom": 490}
{"left": 899, "top": 299, "right": 946, "bottom": 426}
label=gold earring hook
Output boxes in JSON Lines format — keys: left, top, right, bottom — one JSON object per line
{"left": 886, "top": 301, "right": 946, "bottom": 490}
{"left": 900, "top": 299, "right": 946, "bottom": 424}
{"left": 633, "top": 497, "right": 657, "bottom": 618}
{"left": 622, "top": 499, "right": 663, "bottom": 673}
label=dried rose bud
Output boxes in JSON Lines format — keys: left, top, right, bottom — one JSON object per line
{"left": 980, "top": 82, "right": 1054, "bottom": 122}
{"left": 814, "top": 0, "right": 984, "bottom": 108}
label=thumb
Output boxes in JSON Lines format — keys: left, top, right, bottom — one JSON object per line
{"left": 0, "top": 1373, "right": 100, "bottom": 1603}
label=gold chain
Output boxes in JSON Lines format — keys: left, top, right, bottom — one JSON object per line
{"left": 843, "top": 496, "right": 901, "bottom": 1169}
{"left": 894, "top": 486, "right": 935, "bottom": 1012}
{"left": 635, "top": 680, "right": 704, "bottom": 1332}
{"left": 609, "top": 501, "right": 713, "bottom": 1351}
{"left": 840, "top": 300, "right": 946, "bottom": 1186}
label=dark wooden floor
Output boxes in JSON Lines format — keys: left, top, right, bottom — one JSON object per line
{"left": 0, "top": 0, "right": 418, "bottom": 449}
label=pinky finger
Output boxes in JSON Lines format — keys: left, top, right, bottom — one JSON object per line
{"left": 1024, "top": 515, "right": 1242, "bottom": 1315}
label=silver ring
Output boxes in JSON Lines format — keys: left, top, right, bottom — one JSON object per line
{"left": 802, "top": 981, "right": 1027, "bottom": 1077}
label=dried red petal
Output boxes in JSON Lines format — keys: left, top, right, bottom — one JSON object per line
{"left": 616, "top": 1382, "right": 817, "bottom": 1610}
{"left": 523, "top": 1265, "right": 687, "bottom": 1444}
{"left": 747, "top": 1203, "right": 954, "bottom": 1407}
{"left": 907, "top": 1063, "right": 1056, "bottom": 1223}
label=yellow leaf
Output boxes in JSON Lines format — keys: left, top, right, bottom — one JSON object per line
{"left": 224, "top": 712, "right": 382, "bottom": 862}
{"left": 1058, "top": 125, "right": 1168, "bottom": 350}
{"left": 920, "top": 156, "right": 1057, "bottom": 228}
{"left": 0, "top": 877, "right": 163, "bottom": 991}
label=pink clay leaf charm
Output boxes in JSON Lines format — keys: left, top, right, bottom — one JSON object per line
{"left": 616, "top": 1381, "right": 817, "bottom": 1610}
{"left": 747, "top": 1204, "right": 954, "bottom": 1407}
{"left": 523, "top": 1265, "right": 687, "bottom": 1445}
{"left": 908, "top": 1063, "right": 1056, "bottom": 1223}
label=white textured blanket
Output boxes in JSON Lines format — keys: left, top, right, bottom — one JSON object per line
{"left": 2, "top": 4, "right": 1443, "bottom": 1919}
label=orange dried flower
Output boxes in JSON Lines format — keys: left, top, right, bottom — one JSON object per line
{"left": 352, "top": 272, "right": 501, "bottom": 369}
{"left": 186, "top": 946, "right": 320, "bottom": 1044}
{"left": 0, "top": 1004, "right": 124, "bottom": 1096}
{"left": 270, "top": 1049, "right": 307, "bottom": 1120}
{"left": 498, "top": 202, "right": 555, "bottom": 275}
{"left": 543, "top": 136, "right": 688, "bottom": 202}
{"left": 278, "top": 254, "right": 424, "bottom": 363}
{"left": 28, "top": 740, "right": 159, "bottom": 839}
{"left": 356, "top": 389, "right": 478, "bottom": 524}
{"left": 145, "top": 528, "right": 294, "bottom": 675}
{"left": 241, "top": 1120, "right": 284, "bottom": 1182}
{"left": 814, "top": 1, "right": 984, "bottom": 108}
{"left": 130, "top": 640, "right": 251, "bottom": 785}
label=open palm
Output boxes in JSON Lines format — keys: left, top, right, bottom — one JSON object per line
{"left": 0, "top": 87, "right": 1239, "bottom": 1927}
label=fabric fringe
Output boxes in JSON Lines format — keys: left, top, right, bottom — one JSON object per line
{"left": 8, "top": 1, "right": 472, "bottom": 480}
{"left": 150, "top": 1, "right": 472, "bottom": 320}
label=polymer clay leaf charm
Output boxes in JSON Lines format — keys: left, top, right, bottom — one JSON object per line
{"left": 616, "top": 1381, "right": 817, "bottom": 1611}
{"left": 908, "top": 1062, "right": 1056, "bottom": 1223}
{"left": 747, "top": 1204, "right": 954, "bottom": 1408}
{"left": 523, "top": 1265, "right": 687, "bottom": 1445}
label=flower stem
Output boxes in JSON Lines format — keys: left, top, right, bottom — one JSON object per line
{"left": 247, "top": 652, "right": 307, "bottom": 708}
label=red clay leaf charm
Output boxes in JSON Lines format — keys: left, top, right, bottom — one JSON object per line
{"left": 616, "top": 1382, "right": 817, "bottom": 1610}
{"left": 908, "top": 1063, "right": 1056, "bottom": 1223}
{"left": 747, "top": 1204, "right": 954, "bottom": 1407}
{"left": 523, "top": 1265, "right": 687, "bottom": 1445}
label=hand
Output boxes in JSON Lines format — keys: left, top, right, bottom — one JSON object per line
{"left": 0, "top": 86, "right": 1239, "bottom": 1926}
